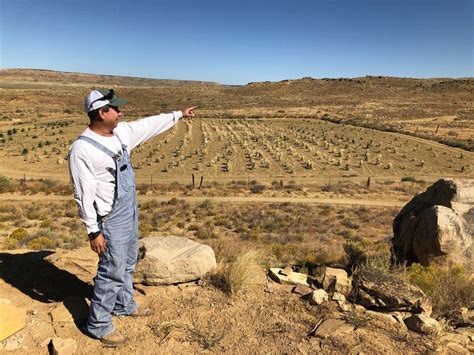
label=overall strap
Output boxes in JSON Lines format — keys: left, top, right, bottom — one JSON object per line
{"left": 77, "top": 136, "right": 121, "bottom": 160}
{"left": 114, "top": 134, "right": 128, "bottom": 152}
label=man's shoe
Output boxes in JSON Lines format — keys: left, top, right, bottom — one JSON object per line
{"left": 129, "top": 307, "right": 154, "bottom": 318}
{"left": 100, "top": 330, "right": 126, "bottom": 347}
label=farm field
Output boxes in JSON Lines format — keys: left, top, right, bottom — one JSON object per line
{"left": 0, "top": 116, "right": 472, "bottom": 183}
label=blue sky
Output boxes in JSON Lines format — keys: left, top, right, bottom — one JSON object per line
{"left": 1, "top": 0, "right": 472, "bottom": 84}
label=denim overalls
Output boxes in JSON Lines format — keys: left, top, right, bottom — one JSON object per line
{"left": 78, "top": 134, "right": 138, "bottom": 338}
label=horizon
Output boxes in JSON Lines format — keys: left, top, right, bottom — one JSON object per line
{"left": 1, "top": 0, "right": 473, "bottom": 85}
{"left": 2, "top": 67, "right": 474, "bottom": 86}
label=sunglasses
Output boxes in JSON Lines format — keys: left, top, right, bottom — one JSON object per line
{"left": 89, "top": 89, "right": 114, "bottom": 109}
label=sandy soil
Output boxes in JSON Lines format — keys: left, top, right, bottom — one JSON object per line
{"left": 0, "top": 247, "right": 443, "bottom": 354}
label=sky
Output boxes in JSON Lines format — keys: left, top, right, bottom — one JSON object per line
{"left": 0, "top": 0, "right": 473, "bottom": 85}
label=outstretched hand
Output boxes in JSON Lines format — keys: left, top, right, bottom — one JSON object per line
{"left": 182, "top": 106, "right": 198, "bottom": 118}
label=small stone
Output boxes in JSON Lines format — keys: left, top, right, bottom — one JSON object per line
{"left": 49, "top": 337, "right": 77, "bottom": 355}
{"left": 322, "top": 267, "right": 351, "bottom": 296}
{"left": 332, "top": 292, "right": 346, "bottom": 304}
{"left": 404, "top": 314, "right": 440, "bottom": 334}
{"left": 292, "top": 284, "right": 314, "bottom": 297}
{"left": 269, "top": 268, "right": 310, "bottom": 286}
{"left": 338, "top": 303, "right": 352, "bottom": 312}
{"left": 354, "top": 304, "right": 366, "bottom": 314}
{"left": 310, "top": 289, "right": 329, "bottom": 305}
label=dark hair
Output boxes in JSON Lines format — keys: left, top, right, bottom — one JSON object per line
{"left": 88, "top": 105, "right": 110, "bottom": 121}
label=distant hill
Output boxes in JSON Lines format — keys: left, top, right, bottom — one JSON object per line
{"left": 0, "top": 68, "right": 221, "bottom": 87}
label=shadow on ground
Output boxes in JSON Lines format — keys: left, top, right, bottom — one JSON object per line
{"left": 0, "top": 251, "right": 93, "bottom": 303}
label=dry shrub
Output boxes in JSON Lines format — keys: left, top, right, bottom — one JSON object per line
{"left": 139, "top": 222, "right": 153, "bottom": 238}
{"left": 3, "top": 228, "right": 29, "bottom": 249}
{"left": 406, "top": 263, "right": 474, "bottom": 318}
{"left": 213, "top": 250, "right": 259, "bottom": 294}
{"left": 27, "top": 236, "right": 57, "bottom": 250}
{"left": 2, "top": 237, "right": 20, "bottom": 249}
{"left": 8, "top": 228, "right": 29, "bottom": 242}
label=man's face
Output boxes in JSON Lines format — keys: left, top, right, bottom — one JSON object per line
{"left": 99, "top": 105, "right": 121, "bottom": 129}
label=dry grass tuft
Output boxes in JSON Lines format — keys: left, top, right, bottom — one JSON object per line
{"left": 209, "top": 250, "right": 260, "bottom": 295}
{"left": 224, "top": 250, "right": 260, "bottom": 294}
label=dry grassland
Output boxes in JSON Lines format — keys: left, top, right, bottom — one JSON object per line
{"left": 0, "top": 70, "right": 473, "bottom": 354}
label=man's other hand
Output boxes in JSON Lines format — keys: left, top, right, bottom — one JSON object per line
{"left": 182, "top": 106, "right": 198, "bottom": 118}
{"left": 90, "top": 233, "right": 106, "bottom": 256}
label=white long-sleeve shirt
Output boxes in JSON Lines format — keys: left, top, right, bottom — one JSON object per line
{"left": 68, "top": 111, "right": 182, "bottom": 234}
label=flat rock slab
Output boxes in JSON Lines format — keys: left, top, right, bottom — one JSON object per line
{"left": 0, "top": 304, "right": 26, "bottom": 341}
{"left": 268, "top": 268, "right": 310, "bottom": 286}
{"left": 315, "top": 319, "right": 354, "bottom": 338}
{"left": 352, "top": 267, "right": 432, "bottom": 314}
{"left": 134, "top": 236, "right": 216, "bottom": 285}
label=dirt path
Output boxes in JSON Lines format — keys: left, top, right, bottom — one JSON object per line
{"left": 0, "top": 193, "right": 406, "bottom": 207}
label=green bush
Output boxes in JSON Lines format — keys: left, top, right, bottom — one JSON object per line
{"left": 343, "top": 241, "right": 367, "bottom": 272}
{"left": 0, "top": 175, "right": 12, "bottom": 192}
{"left": 401, "top": 176, "right": 417, "bottom": 183}
{"left": 407, "top": 263, "right": 474, "bottom": 318}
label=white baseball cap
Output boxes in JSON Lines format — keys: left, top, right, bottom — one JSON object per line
{"left": 84, "top": 88, "right": 128, "bottom": 113}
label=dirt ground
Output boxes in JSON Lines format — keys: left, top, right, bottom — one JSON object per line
{"left": 0, "top": 247, "right": 447, "bottom": 354}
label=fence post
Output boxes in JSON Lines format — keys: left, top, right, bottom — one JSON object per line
{"left": 192, "top": 173, "right": 195, "bottom": 188}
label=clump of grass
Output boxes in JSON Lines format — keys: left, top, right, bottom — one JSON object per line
{"left": 194, "top": 220, "right": 217, "bottom": 239}
{"left": 0, "top": 175, "right": 12, "bottom": 193}
{"left": 214, "top": 250, "right": 259, "bottom": 295}
{"left": 406, "top": 263, "right": 474, "bottom": 318}
{"left": 343, "top": 312, "right": 368, "bottom": 329}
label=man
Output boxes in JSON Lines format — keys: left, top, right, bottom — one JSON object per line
{"left": 68, "top": 88, "right": 196, "bottom": 346}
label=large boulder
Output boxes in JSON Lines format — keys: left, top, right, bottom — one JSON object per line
{"left": 134, "top": 236, "right": 216, "bottom": 285}
{"left": 351, "top": 267, "right": 432, "bottom": 314}
{"left": 392, "top": 179, "right": 473, "bottom": 267}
